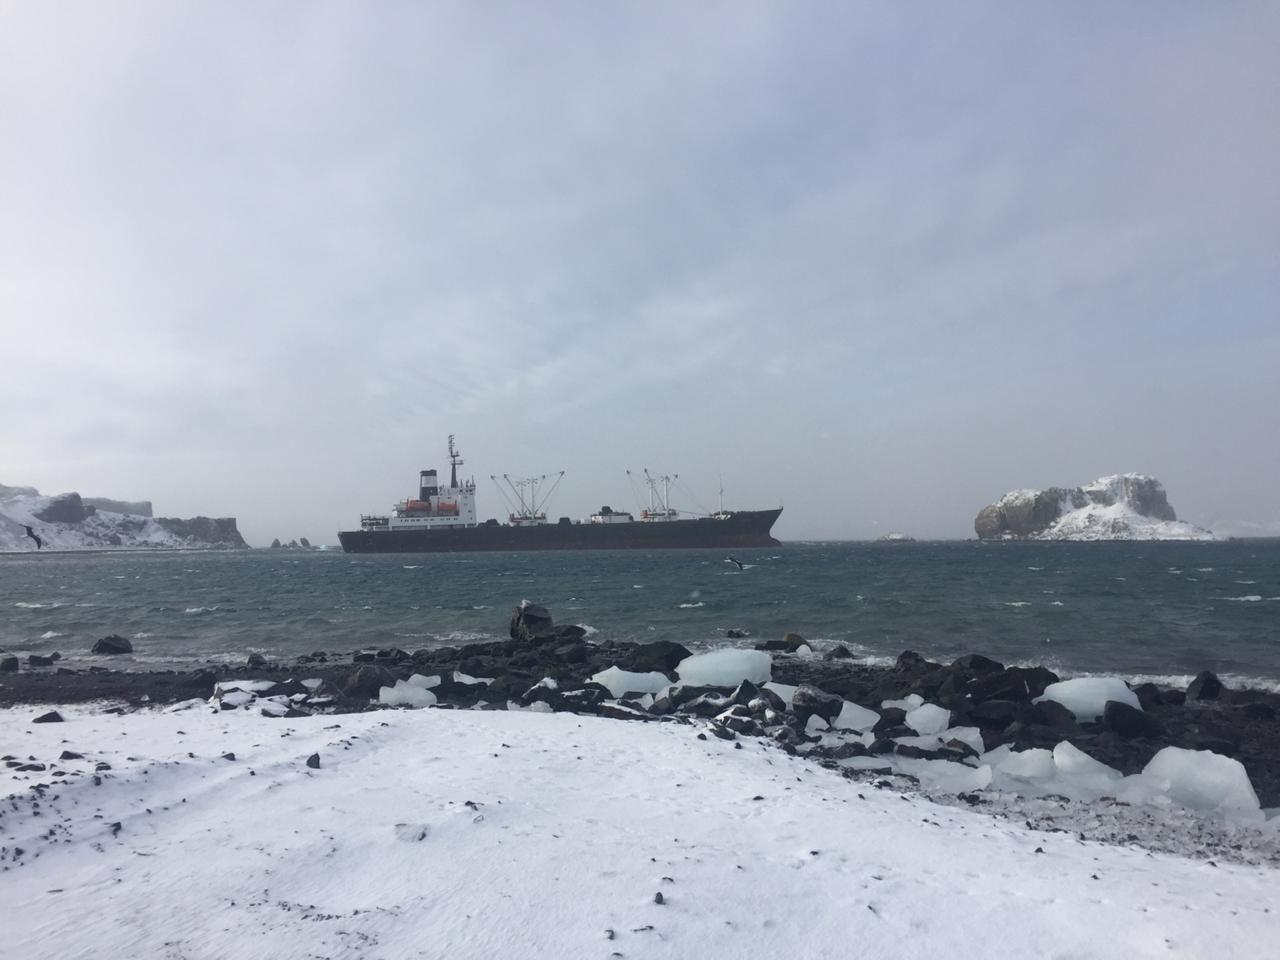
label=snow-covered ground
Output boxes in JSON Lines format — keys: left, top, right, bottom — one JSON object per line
{"left": 3, "top": 703, "right": 1277, "bottom": 959}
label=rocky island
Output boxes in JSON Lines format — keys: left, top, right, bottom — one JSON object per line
{"left": 974, "top": 473, "right": 1213, "bottom": 541}
{"left": 0, "top": 484, "right": 247, "bottom": 551}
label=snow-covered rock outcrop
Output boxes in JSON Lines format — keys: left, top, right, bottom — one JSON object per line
{"left": 0, "top": 483, "right": 247, "bottom": 552}
{"left": 974, "top": 474, "right": 1214, "bottom": 541}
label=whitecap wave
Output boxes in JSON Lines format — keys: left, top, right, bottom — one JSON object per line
{"left": 678, "top": 602, "right": 705, "bottom": 609}
{"left": 1005, "top": 601, "right": 1031, "bottom": 607}
{"left": 1220, "top": 595, "right": 1263, "bottom": 602}
{"left": 14, "top": 601, "right": 60, "bottom": 609}
{"left": 184, "top": 605, "right": 218, "bottom": 614}
{"left": 39, "top": 630, "right": 64, "bottom": 639}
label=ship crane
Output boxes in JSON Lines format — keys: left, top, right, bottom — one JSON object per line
{"left": 627, "top": 469, "right": 680, "bottom": 521}
{"left": 490, "top": 471, "right": 565, "bottom": 526}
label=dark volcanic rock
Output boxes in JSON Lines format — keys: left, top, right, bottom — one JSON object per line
{"left": 246, "top": 653, "right": 267, "bottom": 669}
{"left": 1186, "top": 670, "right": 1224, "bottom": 701}
{"left": 509, "top": 603, "right": 555, "bottom": 643}
{"left": 1103, "top": 700, "right": 1164, "bottom": 739}
{"left": 1030, "top": 698, "right": 1078, "bottom": 734}
{"left": 306, "top": 753, "right": 321, "bottom": 769}
{"left": 343, "top": 664, "right": 398, "bottom": 700}
{"left": 624, "top": 640, "right": 691, "bottom": 674}
{"left": 825, "top": 644, "right": 854, "bottom": 660}
{"left": 36, "top": 492, "right": 91, "bottom": 524}
{"left": 970, "top": 699, "right": 1032, "bottom": 730}
{"left": 28, "top": 655, "right": 55, "bottom": 667}
{"left": 792, "top": 685, "right": 844, "bottom": 726}
{"left": 0, "top": 656, "right": 18, "bottom": 672}
{"left": 92, "top": 635, "right": 133, "bottom": 655}
{"left": 33, "top": 710, "right": 64, "bottom": 723}
{"left": 951, "top": 654, "right": 1004, "bottom": 676}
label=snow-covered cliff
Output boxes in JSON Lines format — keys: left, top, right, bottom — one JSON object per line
{"left": 0, "top": 483, "right": 247, "bottom": 552}
{"left": 974, "top": 474, "right": 1214, "bottom": 541}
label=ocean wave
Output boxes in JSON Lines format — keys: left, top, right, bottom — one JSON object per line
{"left": 14, "top": 601, "right": 60, "bottom": 609}
{"left": 577, "top": 624, "right": 598, "bottom": 637}
{"left": 1004, "top": 601, "right": 1031, "bottom": 607}
{"left": 39, "top": 630, "right": 64, "bottom": 639}
{"left": 678, "top": 602, "right": 705, "bottom": 609}
{"left": 1219, "top": 595, "right": 1263, "bottom": 602}
{"left": 184, "top": 606, "right": 218, "bottom": 614}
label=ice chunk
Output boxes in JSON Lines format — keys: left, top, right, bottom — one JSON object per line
{"left": 379, "top": 681, "right": 438, "bottom": 708}
{"left": 406, "top": 673, "right": 441, "bottom": 690}
{"left": 1052, "top": 741, "right": 1122, "bottom": 781}
{"left": 794, "top": 644, "right": 813, "bottom": 657}
{"left": 214, "top": 679, "right": 276, "bottom": 696}
{"left": 942, "top": 726, "right": 985, "bottom": 756}
{"left": 832, "top": 701, "right": 879, "bottom": 732}
{"left": 259, "top": 699, "right": 290, "bottom": 717}
{"left": 895, "top": 757, "right": 993, "bottom": 793}
{"left": 1142, "top": 746, "right": 1262, "bottom": 820}
{"left": 217, "top": 690, "right": 255, "bottom": 708}
{"left": 590, "top": 666, "right": 671, "bottom": 699}
{"left": 675, "top": 649, "right": 771, "bottom": 687}
{"left": 905, "top": 703, "right": 951, "bottom": 735}
{"left": 805, "top": 715, "right": 830, "bottom": 735}
{"left": 881, "top": 693, "right": 925, "bottom": 711}
{"left": 1034, "top": 677, "right": 1140, "bottom": 721}
{"left": 979, "top": 744, "right": 1013, "bottom": 767}
{"left": 995, "top": 748, "right": 1055, "bottom": 780}
{"left": 763, "top": 682, "right": 797, "bottom": 707}
{"left": 451, "top": 671, "right": 491, "bottom": 686}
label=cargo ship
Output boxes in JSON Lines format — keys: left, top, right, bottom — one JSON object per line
{"left": 337, "top": 437, "right": 782, "bottom": 553}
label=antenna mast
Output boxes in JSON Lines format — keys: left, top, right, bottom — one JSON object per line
{"left": 448, "top": 435, "right": 464, "bottom": 489}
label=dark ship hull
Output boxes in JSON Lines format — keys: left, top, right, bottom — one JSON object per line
{"left": 338, "top": 508, "right": 782, "bottom": 553}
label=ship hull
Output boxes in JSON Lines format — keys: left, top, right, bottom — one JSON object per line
{"left": 338, "top": 509, "right": 782, "bottom": 553}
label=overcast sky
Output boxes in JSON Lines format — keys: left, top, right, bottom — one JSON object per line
{"left": 1, "top": 2, "right": 1277, "bottom": 544}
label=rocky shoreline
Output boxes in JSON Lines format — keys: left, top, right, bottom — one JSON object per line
{"left": 4, "top": 603, "right": 1278, "bottom": 810}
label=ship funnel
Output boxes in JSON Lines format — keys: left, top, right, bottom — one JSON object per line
{"left": 419, "top": 469, "right": 439, "bottom": 500}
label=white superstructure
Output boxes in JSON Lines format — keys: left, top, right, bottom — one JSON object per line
{"left": 362, "top": 436, "right": 478, "bottom": 532}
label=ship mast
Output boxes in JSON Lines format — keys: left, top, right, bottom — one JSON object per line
{"left": 448, "top": 435, "right": 463, "bottom": 489}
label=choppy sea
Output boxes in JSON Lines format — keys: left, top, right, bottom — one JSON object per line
{"left": 2, "top": 541, "right": 1278, "bottom": 688}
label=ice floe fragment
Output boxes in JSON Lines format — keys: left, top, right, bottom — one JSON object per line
{"left": 675, "top": 649, "right": 772, "bottom": 687}
{"left": 1034, "top": 677, "right": 1140, "bottom": 721}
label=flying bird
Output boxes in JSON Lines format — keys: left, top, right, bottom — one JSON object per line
{"left": 23, "top": 525, "right": 43, "bottom": 550}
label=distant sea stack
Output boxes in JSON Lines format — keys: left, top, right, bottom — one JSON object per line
{"left": 974, "top": 474, "right": 1214, "bottom": 541}
{"left": 0, "top": 483, "right": 247, "bottom": 551}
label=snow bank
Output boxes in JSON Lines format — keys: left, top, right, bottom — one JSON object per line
{"left": 1034, "top": 677, "right": 1140, "bottom": 721}
{"left": 3, "top": 705, "right": 1277, "bottom": 959}
{"left": 675, "top": 649, "right": 771, "bottom": 686}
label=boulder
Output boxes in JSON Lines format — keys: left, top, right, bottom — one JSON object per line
{"left": 969, "top": 699, "right": 1032, "bottom": 729}
{"left": 342, "top": 664, "right": 399, "bottom": 700}
{"left": 0, "top": 656, "right": 18, "bottom": 672}
{"left": 27, "top": 655, "right": 55, "bottom": 667}
{"left": 1030, "top": 698, "right": 1078, "bottom": 734}
{"left": 792, "top": 686, "right": 845, "bottom": 726}
{"left": 1186, "top": 671, "right": 1224, "bottom": 701}
{"left": 92, "top": 635, "right": 133, "bottom": 655}
{"left": 33, "top": 711, "right": 64, "bottom": 723}
{"left": 951, "top": 654, "right": 1004, "bottom": 676}
{"left": 625, "top": 640, "right": 692, "bottom": 674}
{"left": 246, "top": 653, "right": 267, "bottom": 668}
{"left": 1102, "top": 700, "right": 1164, "bottom": 739}
{"left": 825, "top": 644, "right": 854, "bottom": 660}
{"left": 510, "top": 602, "right": 556, "bottom": 643}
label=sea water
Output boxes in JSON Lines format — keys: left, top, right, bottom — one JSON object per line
{"left": 1, "top": 540, "right": 1278, "bottom": 687}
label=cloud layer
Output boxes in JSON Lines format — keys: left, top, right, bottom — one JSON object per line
{"left": 2, "top": 3, "right": 1277, "bottom": 542}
